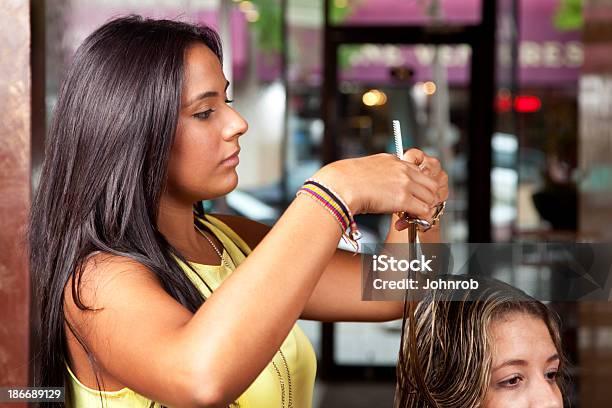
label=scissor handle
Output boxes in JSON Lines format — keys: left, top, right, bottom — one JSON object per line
{"left": 396, "top": 211, "right": 433, "bottom": 232}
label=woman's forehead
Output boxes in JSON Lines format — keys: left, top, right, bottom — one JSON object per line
{"left": 490, "top": 313, "right": 557, "bottom": 362}
{"left": 182, "top": 43, "right": 226, "bottom": 100}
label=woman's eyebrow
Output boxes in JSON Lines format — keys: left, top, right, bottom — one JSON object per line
{"left": 546, "top": 354, "right": 560, "bottom": 363}
{"left": 493, "top": 354, "right": 559, "bottom": 372}
{"left": 185, "top": 80, "right": 230, "bottom": 106}
{"left": 493, "top": 359, "right": 528, "bottom": 371}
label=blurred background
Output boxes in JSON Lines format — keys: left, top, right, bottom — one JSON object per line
{"left": 2, "top": 0, "right": 612, "bottom": 406}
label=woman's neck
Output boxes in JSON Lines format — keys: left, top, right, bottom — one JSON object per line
{"left": 157, "top": 194, "right": 222, "bottom": 264}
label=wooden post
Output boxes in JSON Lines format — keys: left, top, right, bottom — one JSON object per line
{"left": 578, "top": 2, "right": 612, "bottom": 406}
{"left": 0, "top": 1, "right": 33, "bottom": 407}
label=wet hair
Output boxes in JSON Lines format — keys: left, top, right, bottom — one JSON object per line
{"left": 28, "top": 15, "right": 222, "bottom": 408}
{"left": 394, "top": 276, "right": 569, "bottom": 408}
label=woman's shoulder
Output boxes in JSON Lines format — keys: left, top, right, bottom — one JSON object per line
{"left": 206, "top": 213, "right": 271, "bottom": 250}
{"left": 76, "top": 251, "right": 159, "bottom": 282}
{"left": 63, "top": 252, "right": 163, "bottom": 315}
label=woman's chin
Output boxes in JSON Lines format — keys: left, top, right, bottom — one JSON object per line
{"left": 221, "top": 173, "right": 239, "bottom": 195}
{"left": 198, "top": 172, "right": 239, "bottom": 200}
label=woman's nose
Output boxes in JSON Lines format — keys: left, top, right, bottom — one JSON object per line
{"left": 529, "top": 381, "right": 563, "bottom": 408}
{"left": 222, "top": 108, "right": 248, "bottom": 140}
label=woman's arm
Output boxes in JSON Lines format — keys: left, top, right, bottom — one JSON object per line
{"left": 219, "top": 215, "right": 441, "bottom": 324}
{"left": 220, "top": 214, "right": 404, "bottom": 322}
{"left": 299, "top": 215, "right": 442, "bottom": 323}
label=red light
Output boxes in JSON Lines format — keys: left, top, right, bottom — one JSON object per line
{"left": 495, "top": 94, "right": 513, "bottom": 113}
{"left": 514, "top": 95, "right": 542, "bottom": 113}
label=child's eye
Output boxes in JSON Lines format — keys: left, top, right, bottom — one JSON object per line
{"left": 194, "top": 109, "right": 214, "bottom": 120}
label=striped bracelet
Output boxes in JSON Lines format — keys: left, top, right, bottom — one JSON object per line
{"left": 296, "top": 178, "right": 362, "bottom": 253}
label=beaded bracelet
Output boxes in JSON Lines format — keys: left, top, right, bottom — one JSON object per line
{"left": 296, "top": 178, "right": 362, "bottom": 254}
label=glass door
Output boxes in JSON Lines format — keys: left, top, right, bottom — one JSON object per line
{"left": 332, "top": 41, "right": 473, "bottom": 368}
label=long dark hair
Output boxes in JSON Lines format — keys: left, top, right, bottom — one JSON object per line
{"left": 29, "top": 15, "right": 222, "bottom": 407}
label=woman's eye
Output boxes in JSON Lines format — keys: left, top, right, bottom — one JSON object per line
{"left": 499, "top": 375, "right": 522, "bottom": 388}
{"left": 546, "top": 370, "right": 558, "bottom": 381}
{"left": 193, "top": 99, "right": 233, "bottom": 120}
{"left": 194, "top": 109, "right": 214, "bottom": 120}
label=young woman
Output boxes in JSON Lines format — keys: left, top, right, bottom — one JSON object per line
{"left": 29, "top": 15, "right": 449, "bottom": 408}
{"left": 395, "top": 277, "right": 569, "bottom": 408}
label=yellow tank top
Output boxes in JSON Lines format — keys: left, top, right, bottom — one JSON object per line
{"left": 65, "top": 213, "right": 317, "bottom": 407}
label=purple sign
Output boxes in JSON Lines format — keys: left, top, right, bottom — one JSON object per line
{"left": 333, "top": 0, "right": 582, "bottom": 85}
{"left": 66, "top": 0, "right": 582, "bottom": 86}
{"left": 517, "top": 0, "right": 582, "bottom": 85}
{"left": 261, "top": 0, "right": 582, "bottom": 86}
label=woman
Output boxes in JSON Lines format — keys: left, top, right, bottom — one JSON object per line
{"left": 395, "top": 276, "right": 569, "bottom": 408}
{"left": 29, "top": 16, "right": 448, "bottom": 408}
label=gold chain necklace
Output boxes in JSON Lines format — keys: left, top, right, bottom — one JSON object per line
{"left": 194, "top": 224, "right": 293, "bottom": 408}
{"left": 196, "top": 224, "right": 233, "bottom": 270}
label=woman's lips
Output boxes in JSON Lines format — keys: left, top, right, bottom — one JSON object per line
{"left": 221, "top": 150, "right": 240, "bottom": 166}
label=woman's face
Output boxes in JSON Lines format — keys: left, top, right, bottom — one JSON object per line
{"left": 165, "top": 43, "right": 248, "bottom": 203}
{"left": 483, "top": 313, "right": 563, "bottom": 408}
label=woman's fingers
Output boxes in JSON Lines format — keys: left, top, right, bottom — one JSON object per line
{"left": 404, "top": 175, "right": 437, "bottom": 207}
{"left": 404, "top": 164, "right": 439, "bottom": 197}
{"left": 403, "top": 149, "right": 448, "bottom": 201}
{"left": 402, "top": 195, "right": 432, "bottom": 219}
{"left": 396, "top": 149, "right": 449, "bottom": 224}
{"left": 437, "top": 171, "right": 449, "bottom": 202}
{"left": 395, "top": 217, "right": 409, "bottom": 231}
{"left": 403, "top": 148, "right": 425, "bottom": 166}
{"left": 422, "top": 156, "right": 442, "bottom": 177}
{"left": 406, "top": 150, "right": 441, "bottom": 176}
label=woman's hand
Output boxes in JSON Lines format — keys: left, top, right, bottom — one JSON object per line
{"left": 312, "top": 153, "right": 440, "bottom": 219}
{"left": 394, "top": 148, "right": 449, "bottom": 231}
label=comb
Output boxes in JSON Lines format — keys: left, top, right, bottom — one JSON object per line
{"left": 392, "top": 120, "right": 403, "bottom": 159}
